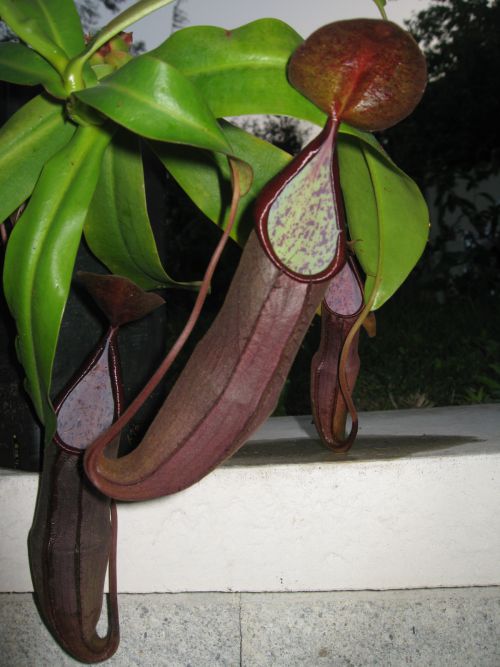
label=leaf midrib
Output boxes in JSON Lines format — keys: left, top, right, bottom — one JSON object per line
{"left": 109, "top": 145, "right": 173, "bottom": 285}
{"left": 171, "top": 54, "right": 290, "bottom": 79}
{"left": 33, "top": 0, "right": 70, "bottom": 55}
{"left": 23, "top": 131, "right": 105, "bottom": 416}
{"left": 0, "top": 108, "right": 65, "bottom": 173}
{"left": 0, "top": 54, "right": 55, "bottom": 80}
{"left": 87, "top": 80, "right": 225, "bottom": 148}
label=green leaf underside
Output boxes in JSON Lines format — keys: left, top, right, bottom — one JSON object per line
{"left": 154, "top": 19, "right": 404, "bottom": 171}
{"left": 84, "top": 133, "right": 196, "bottom": 291}
{"left": 136, "top": 17, "right": 402, "bottom": 257}
{"left": 0, "top": 94, "right": 75, "bottom": 222}
{"left": 153, "top": 120, "right": 291, "bottom": 245}
{"left": 267, "top": 137, "right": 339, "bottom": 276}
{"left": 74, "top": 54, "right": 230, "bottom": 153}
{"left": 140, "top": 26, "right": 424, "bottom": 294}
{"left": 151, "top": 19, "right": 395, "bottom": 161}
{"left": 340, "top": 123, "right": 392, "bottom": 156}
{"left": 338, "top": 136, "right": 430, "bottom": 310}
{"left": 0, "top": 0, "right": 84, "bottom": 62}
{"left": 152, "top": 19, "right": 324, "bottom": 123}
{"left": 0, "top": 43, "right": 65, "bottom": 97}
{"left": 3, "top": 124, "right": 113, "bottom": 435}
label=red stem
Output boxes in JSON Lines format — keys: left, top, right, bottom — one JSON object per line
{"left": 86, "top": 160, "right": 241, "bottom": 461}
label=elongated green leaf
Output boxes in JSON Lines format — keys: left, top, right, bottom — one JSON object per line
{"left": 0, "top": 94, "right": 75, "bottom": 222}
{"left": 3, "top": 124, "right": 113, "bottom": 436}
{"left": 74, "top": 54, "right": 231, "bottom": 154}
{"left": 152, "top": 19, "right": 324, "bottom": 124}
{"left": 0, "top": 43, "right": 65, "bottom": 97}
{"left": 0, "top": 0, "right": 84, "bottom": 61}
{"left": 85, "top": 133, "right": 197, "bottom": 291}
{"left": 338, "top": 135, "right": 430, "bottom": 310}
{"left": 153, "top": 120, "right": 291, "bottom": 246}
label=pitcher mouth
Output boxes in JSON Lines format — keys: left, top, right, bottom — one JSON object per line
{"left": 256, "top": 116, "right": 347, "bottom": 284}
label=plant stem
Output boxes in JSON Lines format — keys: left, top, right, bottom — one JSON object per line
{"left": 372, "top": 0, "right": 388, "bottom": 20}
{"left": 84, "top": 158, "right": 241, "bottom": 458}
{"left": 64, "top": 0, "right": 177, "bottom": 92}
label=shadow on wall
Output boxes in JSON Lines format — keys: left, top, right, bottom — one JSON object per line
{"left": 228, "top": 434, "right": 482, "bottom": 466}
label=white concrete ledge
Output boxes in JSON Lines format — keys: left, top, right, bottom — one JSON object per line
{"left": 1, "top": 404, "right": 499, "bottom": 593}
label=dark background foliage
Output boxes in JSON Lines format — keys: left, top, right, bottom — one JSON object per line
{"left": 382, "top": 0, "right": 500, "bottom": 301}
{"left": 365, "top": 0, "right": 500, "bottom": 409}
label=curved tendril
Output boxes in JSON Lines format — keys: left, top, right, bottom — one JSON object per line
{"left": 85, "top": 158, "right": 241, "bottom": 467}
{"left": 334, "top": 279, "right": 379, "bottom": 451}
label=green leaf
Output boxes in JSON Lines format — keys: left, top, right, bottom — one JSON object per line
{"left": 153, "top": 120, "right": 291, "bottom": 246}
{"left": 84, "top": 132, "right": 197, "bottom": 291}
{"left": 74, "top": 54, "right": 231, "bottom": 154}
{"left": 340, "top": 122, "right": 391, "bottom": 155}
{"left": 151, "top": 19, "right": 392, "bottom": 161}
{"left": 338, "top": 135, "right": 430, "bottom": 310}
{"left": 152, "top": 19, "right": 324, "bottom": 123}
{"left": 3, "top": 124, "right": 113, "bottom": 436}
{"left": 0, "top": 0, "right": 84, "bottom": 72}
{"left": 0, "top": 43, "right": 66, "bottom": 98}
{"left": 0, "top": 94, "right": 75, "bottom": 222}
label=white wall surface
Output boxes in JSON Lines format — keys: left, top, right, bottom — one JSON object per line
{"left": 1, "top": 405, "right": 499, "bottom": 593}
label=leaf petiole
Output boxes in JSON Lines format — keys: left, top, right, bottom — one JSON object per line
{"left": 372, "top": 0, "right": 388, "bottom": 21}
{"left": 64, "top": 0, "right": 177, "bottom": 92}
